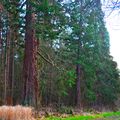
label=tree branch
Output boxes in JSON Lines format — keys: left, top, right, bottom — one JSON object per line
{"left": 37, "top": 51, "right": 55, "bottom": 66}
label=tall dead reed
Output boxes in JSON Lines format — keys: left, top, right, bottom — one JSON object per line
{"left": 0, "top": 105, "right": 35, "bottom": 120}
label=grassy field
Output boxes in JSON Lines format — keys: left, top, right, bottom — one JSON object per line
{"left": 45, "top": 111, "right": 120, "bottom": 120}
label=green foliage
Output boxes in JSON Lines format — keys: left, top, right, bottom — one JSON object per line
{"left": 65, "top": 70, "right": 76, "bottom": 88}
{"left": 85, "top": 89, "right": 96, "bottom": 102}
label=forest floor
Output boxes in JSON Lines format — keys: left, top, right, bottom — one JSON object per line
{"left": 44, "top": 111, "right": 120, "bottom": 120}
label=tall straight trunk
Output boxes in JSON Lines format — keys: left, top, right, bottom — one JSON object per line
{"left": 0, "top": 17, "right": 2, "bottom": 59}
{"left": 4, "top": 29, "right": 11, "bottom": 104}
{"left": 0, "top": 14, "right": 5, "bottom": 103}
{"left": 75, "top": 0, "right": 83, "bottom": 109}
{"left": 0, "top": 11, "right": 3, "bottom": 101}
{"left": 6, "top": 0, "right": 20, "bottom": 105}
{"left": 0, "top": 13, "right": 2, "bottom": 67}
{"left": 0, "top": 2, "right": 16, "bottom": 105}
{"left": 76, "top": 34, "right": 82, "bottom": 108}
{"left": 76, "top": 64, "right": 81, "bottom": 108}
{"left": 9, "top": 0, "right": 20, "bottom": 105}
{"left": 23, "top": 0, "right": 39, "bottom": 106}
{"left": 8, "top": 29, "right": 14, "bottom": 105}
{"left": 6, "top": 14, "right": 14, "bottom": 105}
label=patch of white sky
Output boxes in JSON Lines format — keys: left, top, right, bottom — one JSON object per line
{"left": 102, "top": 0, "right": 120, "bottom": 69}
{"left": 64, "top": 0, "right": 75, "bottom": 3}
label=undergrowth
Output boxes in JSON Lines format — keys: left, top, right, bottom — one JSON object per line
{"left": 45, "top": 111, "right": 120, "bottom": 120}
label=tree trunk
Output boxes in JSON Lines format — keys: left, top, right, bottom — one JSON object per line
{"left": 76, "top": 64, "right": 82, "bottom": 108}
{"left": 8, "top": 29, "right": 14, "bottom": 105}
{"left": 4, "top": 28, "right": 11, "bottom": 104}
{"left": 75, "top": 0, "right": 83, "bottom": 109}
{"left": 0, "top": 11, "right": 3, "bottom": 101}
{"left": 23, "top": 0, "right": 39, "bottom": 106}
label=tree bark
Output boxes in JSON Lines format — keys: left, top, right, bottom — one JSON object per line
{"left": 8, "top": 29, "right": 14, "bottom": 105}
{"left": 23, "top": 0, "right": 39, "bottom": 106}
{"left": 75, "top": 0, "right": 83, "bottom": 109}
{"left": 4, "top": 28, "right": 11, "bottom": 104}
{"left": 76, "top": 64, "right": 82, "bottom": 108}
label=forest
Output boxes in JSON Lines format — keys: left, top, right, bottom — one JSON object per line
{"left": 0, "top": 0, "right": 120, "bottom": 115}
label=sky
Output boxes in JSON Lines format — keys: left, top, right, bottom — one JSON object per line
{"left": 103, "top": 1, "right": 120, "bottom": 69}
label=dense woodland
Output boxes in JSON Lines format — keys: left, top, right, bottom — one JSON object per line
{"left": 0, "top": 0, "right": 120, "bottom": 110}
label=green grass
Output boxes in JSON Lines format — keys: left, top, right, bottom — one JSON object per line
{"left": 46, "top": 111, "right": 120, "bottom": 120}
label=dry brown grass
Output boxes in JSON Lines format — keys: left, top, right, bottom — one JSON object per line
{"left": 0, "top": 105, "right": 35, "bottom": 120}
